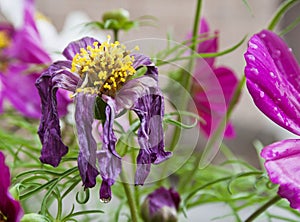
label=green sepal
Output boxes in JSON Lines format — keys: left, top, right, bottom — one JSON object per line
{"left": 94, "top": 96, "right": 107, "bottom": 122}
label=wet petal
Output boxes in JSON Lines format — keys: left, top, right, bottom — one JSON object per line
{"left": 36, "top": 61, "right": 80, "bottom": 166}
{"left": 261, "top": 139, "right": 300, "bottom": 210}
{"left": 245, "top": 30, "right": 300, "bottom": 135}
{"left": 97, "top": 150, "right": 122, "bottom": 202}
{"left": 62, "top": 37, "right": 99, "bottom": 60}
{"left": 132, "top": 90, "right": 172, "bottom": 185}
{"left": 75, "top": 93, "right": 99, "bottom": 188}
{"left": 0, "top": 151, "right": 23, "bottom": 222}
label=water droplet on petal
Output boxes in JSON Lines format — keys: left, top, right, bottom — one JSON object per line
{"left": 100, "top": 197, "right": 111, "bottom": 203}
{"left": 260, "top": 91, "right": 265, "bottom": 98}
{"left": 247, "top": 54, "right": 255, "bottom": 61}
{"left": 289, "top": 48, "right": 293, "bottom": 52}
{"left": 272, "top": 50, "right": 281, "bottom": 58}
{"left": 249, "top": 42, "right": 258, "bottom": 49}
{"left": 250, "top": 67, "right": 259, "bottom": 75}
{"left": 270, "top": 71, "right": 275, "bottom": 78}
{"left": 274, "top": 107, "right": 278, "bottom": 111}
{"left": 260, "top": 33, "right": 266, "bottom": 38}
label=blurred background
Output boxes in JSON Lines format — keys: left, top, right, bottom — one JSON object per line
{"left": 34, "top": 0, "right": 300, "bottom": 167}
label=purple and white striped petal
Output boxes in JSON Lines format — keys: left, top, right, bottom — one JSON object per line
{"left": 75, "top": 93, "right": 99, "bottom": 188}
{"left": 62, "top": 37, "right": 99, "bottom": 60}
{"left": 36, "top": 61, "right": 80, "bottom": 167}
{"left": 132, "top": 90, "right": 172, "bottom": 185}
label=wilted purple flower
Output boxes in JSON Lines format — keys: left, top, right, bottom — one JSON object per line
{"left": 245, "top": 29, "right": 300, "bottom": 210}
{"left": 0, "top": 151, "right": 23, "bottom": 222}
{"left": 36, "top": 36, "right": 171, "bottom": 201}
{"left": 192, "top": 18, "right": 238, "bottom": 138}
{"left": 141, "top": 187, "right": 180, "bottom": 222}
{"left": 0, "top": 0, "right": 69, "bottom": 118}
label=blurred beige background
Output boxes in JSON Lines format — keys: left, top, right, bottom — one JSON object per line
{"left": 34, "top": 0, "right": 300, "bottom": 165}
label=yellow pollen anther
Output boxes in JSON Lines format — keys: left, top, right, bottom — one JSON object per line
{"left": 71, "top": 36, "right": 139, "bottom": 97}
{"left": 0, "top": 31, "right": 10, "bottom": 49}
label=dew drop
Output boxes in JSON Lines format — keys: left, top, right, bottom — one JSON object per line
{"left": 247, "top": 54, "right": 255, "bottom": 61}
{"left": 269, "top": 71, "right": 275, "bottom": 78}
{"left": 260, "top": 91, "right": 265, "bottom": 98}
{"left": 289, "top": 48, "right": 293, "bottom": 52}
{"left": 250, "top": 67, "right": 259, "bottom": 75}
{"left": 260, "top": 33, "right": 266, "bottom": 38}
{"left": 249, "top": 42, "right": 258, "bottom": 49}
{"left": 100, "top": 197, "right": 111, "bottom": 203}
{"left": 274, "top": 107, "right": 278, "bottom": 111}
{"left": 272, "top": 50, "right": 281, "bottom": 58}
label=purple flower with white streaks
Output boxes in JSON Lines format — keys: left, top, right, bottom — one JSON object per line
{"left": 245, "top": 29, "right": 300, "bottom": 210}
{"left": 35, "top": 36, "right": 171, "bottom": 202}
{"left": 192, "top": 18, "right": 238, "bottom": 138}
{"left": 0, "top": 0, "right": 69, "bottom": 118}
{"left": 0, "top": 151, "right": 23, "bottom": 222}
{"left": 141, "top": 187, "right": 180, "bottom": 222}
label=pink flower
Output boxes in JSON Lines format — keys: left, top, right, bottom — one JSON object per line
{"left": 0, "top": 151, "right": 23, "bottom": 222}
{"left": 245, "top": 30, "right": 300, "bottom": 210}
{"left": 192, "top": 18, "right": 238, "bottom": 138}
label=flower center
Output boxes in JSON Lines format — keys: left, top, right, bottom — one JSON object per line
{"left": 71, "top": 36, "right": 137, "bottom": 97}
{"left": 0, "top": 31, "right": 10, "bottom": 49}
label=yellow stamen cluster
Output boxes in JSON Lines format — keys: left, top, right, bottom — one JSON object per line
{"left": 0, "top": 31, "right": 10, "bottom": 49}
{"left": 71, "top": 36, "right": 137, "bottom": 97}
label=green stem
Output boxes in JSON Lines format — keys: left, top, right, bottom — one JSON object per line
{"left": 169, "top": 0, "right": 202, "bottom": 152}
{"left": 268, "top": 0, "right": 299, "bottom": 31}
{"left": 179, "top": 75, "right": 246, "bottom": 191}
{"left": 113, "top": 29, "right": 119, "bottom": 41}
{"left": 245, "top": 195, "right": 282, "bottom": 222}
{"left": 120, "top": 172, "right": 139, "bottom": 222}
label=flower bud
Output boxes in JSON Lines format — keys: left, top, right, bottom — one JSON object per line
{"left": 102, "top": 8, "right": 130, "bottom": 24}
{"left": 141, "top": 187, "right": 180, "bottom": 222}
{"left": 21, "top": 213, "right": 49, "bottom": 222}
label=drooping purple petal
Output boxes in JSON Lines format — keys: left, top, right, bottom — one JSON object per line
{"left": 36, "top": 61, "right": 80, "bottom": 167}
{"left": 245, "top": 29, "right": 300, "bottom": 136}
{"left": 62, "top": 37, "right": 99, "bottom": 60}
{"left": 75, "top": 93, "right": 99, "bottom": 188}
{"left": 97, "top": 96, "right": 122, "bottom": 201}
{"left": 97, "top": 150, "right": 122, "bottom": 201}
{"left": 261, "top": 139, "right": 300, "bottom": 210}
{"left": 0, "top": 151, "right": 23, "bottom": 222}
{"left": 132, "top": 89, "right": 172, "bottom": 185}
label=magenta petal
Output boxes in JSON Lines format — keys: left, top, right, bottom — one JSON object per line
{"left": 6, "top": 0, "right": 50, "bottom": 64}
{"left": 197, "top": 18, "right": 218, "bottom": 67}
{"left": 75, "top": 93, "right": 99, "bottom": 188}
{"left": 245, "top": 30, "right": 300, "bottom": 136}
{"left": 0, "top": 151, "right": 23, "bottom": 222}
{"left": 261, "top": 139, "right": 300, "bottom": 210}
{"left": 62, "top": 37, "right": 99, "bottom": 60}
{"left": 194, "top": 66, "right": 237, "bottom": 138}
{"left": 1, "top": 64, "right": 42, "bottom": 118}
